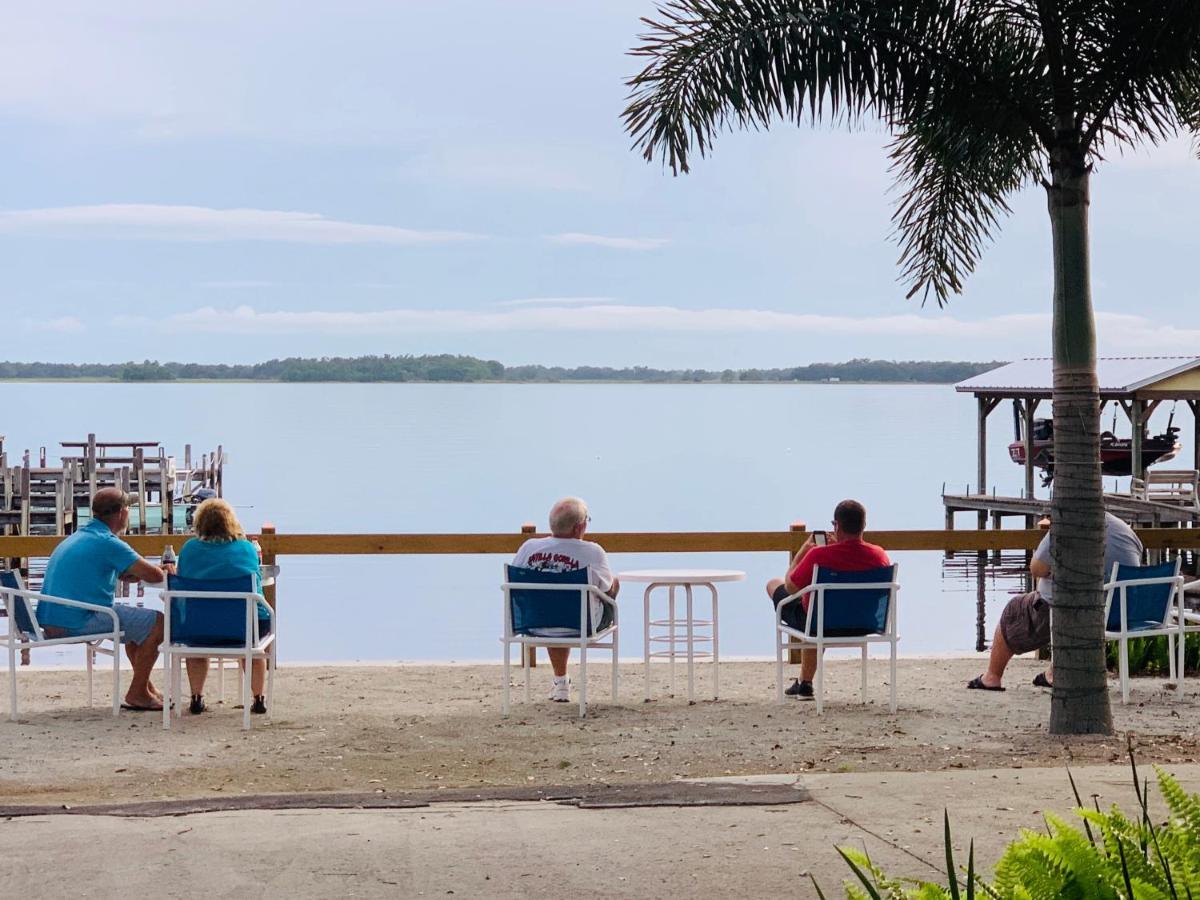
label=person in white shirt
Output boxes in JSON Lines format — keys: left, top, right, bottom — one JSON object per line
{"left": 512, "top": 496, "right": 620, "bottom": 702}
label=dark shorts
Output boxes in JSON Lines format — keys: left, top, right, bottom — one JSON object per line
{"left": 998, "top": 590, "right": 1050, "bottom": 655}
{"left": 771, "top": 584, "right": 806, "bottom": 630}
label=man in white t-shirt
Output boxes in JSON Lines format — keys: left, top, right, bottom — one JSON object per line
{"left": 512, "top": 496, "right": 620, "bottom": 702}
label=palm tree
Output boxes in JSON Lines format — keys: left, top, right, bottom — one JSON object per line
{"left": 624, "top": 1, "right": 1200, "bottom": 734}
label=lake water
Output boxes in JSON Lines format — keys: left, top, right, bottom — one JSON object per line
{"left": 8, "top": 382, "right": 1186, "bottom": 664}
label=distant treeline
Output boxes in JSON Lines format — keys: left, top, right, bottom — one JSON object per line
{"left": 0, "top": 356, "right": 1004, "bottom": 384}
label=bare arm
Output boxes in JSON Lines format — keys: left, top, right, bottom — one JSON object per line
{"left": 122, "top": 558, "right": 168, "bottom": 585}
{"left": 783, "top": 537, "right": 817, "bottom": 592}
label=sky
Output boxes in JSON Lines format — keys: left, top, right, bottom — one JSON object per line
{"left": 1, "top": 0, "right": 1197, "bottom": 368}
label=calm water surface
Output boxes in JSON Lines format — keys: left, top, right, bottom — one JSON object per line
{"left": 8, "top": 382, "right": 1183, "bottom": 663}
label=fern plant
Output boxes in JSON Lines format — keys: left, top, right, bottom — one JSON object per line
{"left": 1105, "top": 634, "right": 1200, "bottom": 677}
{"left": 822, "top": 755, "right": 1200, "bottom": 898}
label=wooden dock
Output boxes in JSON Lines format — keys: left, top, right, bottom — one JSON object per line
{"left": 0, "top": 434, "right": 225, "bottom": 540}
{"left": 943, "top": 491, "right": 1200, "bottom": 528}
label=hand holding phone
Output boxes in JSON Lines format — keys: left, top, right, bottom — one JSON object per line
{"left": 812, "top": 530, "right": 827, "bottom": 546}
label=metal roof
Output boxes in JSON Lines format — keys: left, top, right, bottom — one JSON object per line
{"left": 956, "top": 357, "right": 1200, "bottom": 396}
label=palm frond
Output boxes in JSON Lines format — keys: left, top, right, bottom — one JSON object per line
{"left": 624, "top": 0, "right": 1048, "bottom": 174}
{"left": 889, "top": 99, "right": 1042, "bottom": 305}
{"left": 1075, "top": 1, "right": 1200, "bottom": 156}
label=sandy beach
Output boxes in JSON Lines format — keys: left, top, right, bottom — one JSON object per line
{"left": 3, "top": 657, "right": 1198, "bottom": 808}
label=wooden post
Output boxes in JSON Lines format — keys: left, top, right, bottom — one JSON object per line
{"left": 974, "top": 560, "right": 987, "bottom": 652}
{"left": 54, "top": 480, "right": 64, "bottom": 535}
{"left": 260, "top": 523, "right": 277, "bottom": 612}
{"left": 788, "top": 521, "right": 806, "bottom": 665}
{"left": 1131, "top": 399, "right": 1144, "bottom": 482}
{"left": 1189, "top": 400, "right": 1200, "bottom": 473}
{"left": 944, "top": 506, "right": 955, "bottom": 559}
{"left": 1023, "top": 398, "right": 1039, "bottom": 502}
{"left": 520, "top": 522, "right": 537, "bottom": 667}
{"left": 133, "top": 447, "right": 147, "bottom": 534}
{"left": 977, "top": 397, "right": 999, "bottom": 531}
{"left": 977, "top": 396, "right": 988, "bottom": 510}
{"left": 18, "top": 464, "right": 30, "bottom": 537}
{"left": 87, "top": 433, "right": 97, "bottom": 499}
{"left": 159, "top": 449, "right": 172, "bottom": 534}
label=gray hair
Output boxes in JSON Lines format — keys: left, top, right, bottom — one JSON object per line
{"left": 549, "top": 497, "right": 588, "bottom": 537}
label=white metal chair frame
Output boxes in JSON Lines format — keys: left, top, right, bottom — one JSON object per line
{"left": 1103, "top": 560, "right": 1187, "bottom": 704}
{"left": 206, "top": 565, "right": 280, "bottom": 704}
{"left": 501, "top": 579, "right": 618, "bottom": 718}
{"left": 1, "top": 576, "right": 124, "bottom": 719}
{"left": 160, "top": 587, "right": 276, "bottom": 730}
{"left": 774, "top": 565, "right": 900, "bottom": 715}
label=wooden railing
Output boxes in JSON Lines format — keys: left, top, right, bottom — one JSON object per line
{"left": 6, "top": 527, "right": 1194, "bottom": 667}
{"left": 2, "top": 527, "right": 1198, "bottom": 558}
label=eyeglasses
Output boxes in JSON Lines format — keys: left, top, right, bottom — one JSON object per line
{"left": 586, "top": 515, "right": 592, "bottom": 523}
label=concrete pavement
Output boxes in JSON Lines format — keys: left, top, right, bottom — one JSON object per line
{"left": 3, "top": 764, "right": 1194, "bottom": 898}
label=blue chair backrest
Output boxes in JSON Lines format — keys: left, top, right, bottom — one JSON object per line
{"left": 809, "top": 566, "right": 895, "bottom": 637}
{"left": 168, "top": 574, "right": 257, "bottom": 647}
{"left": 505, "top": 565, "right": 592, "bottom": 635}
{"left": 1107, "top": 562, "right": 1176, "bottom": 632}
{"left": 0, "top": 570, "right": 35, "bottom": 635}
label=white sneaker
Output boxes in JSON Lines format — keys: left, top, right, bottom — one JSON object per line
{"left": 549, "top": 676, "right": 570, "bottom": 702}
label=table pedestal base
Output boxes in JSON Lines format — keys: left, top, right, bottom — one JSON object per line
{"left": 641, "top": 581, "right": 720, "bottom": 702}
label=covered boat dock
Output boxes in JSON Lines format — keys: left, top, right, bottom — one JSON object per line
{"left": 946, "top": 356, "right": 1200, "bottom": 529}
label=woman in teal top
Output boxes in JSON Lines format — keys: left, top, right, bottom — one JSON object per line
{"left": 177, "top": 498, "right": 272, "bottom": 716}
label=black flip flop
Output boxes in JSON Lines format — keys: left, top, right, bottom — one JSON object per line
{"left": 1032, "top": 672, "right": 1053, "bottom": 688}
{"left": 121, "top": 702, "right": 164, "bottom": 712}
{"left": 966, "top": 675, "right": 1005, "bottom": 692}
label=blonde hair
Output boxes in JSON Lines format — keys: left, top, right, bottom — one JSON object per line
{"left": 192, "top": 498, "right": 245, "bottom": 543}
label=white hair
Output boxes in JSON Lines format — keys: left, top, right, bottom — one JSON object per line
{"left": 549, "top": 497, "right": 588, "bottom": 537}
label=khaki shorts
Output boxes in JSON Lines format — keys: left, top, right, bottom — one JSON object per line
{"left": 998, "top": 590, "right": 1050, "bottom": 655}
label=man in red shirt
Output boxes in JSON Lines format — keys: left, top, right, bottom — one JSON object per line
{"left": 766, "top": 499, "right": 891, "bottom": 699}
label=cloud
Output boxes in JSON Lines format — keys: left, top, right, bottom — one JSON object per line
{"left": 199, "top": 280, "right": 277, "bottom": 289}
{"left": 21, "top": 316, "right": 85, "bottom": 334}
{"left": 128, "top": 304, "right": 1200, "bottom": 357}
{"left": 0, "top": 205, "right": 484, "bottom": 245}
{"left": 135, "top": 302, "right": 1034, "bottom": 338}
{"left": 497, "top": 296, "right": 619, "bottom": 308}
{"left": 548, "top": 232, "right": 670, "bottom": 251}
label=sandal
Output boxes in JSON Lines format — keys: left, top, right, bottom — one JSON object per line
{"left": 966, "top": 675, "right": 1005, "bottom": 692}
{"left": 189, "top": 695, "right": 207, "bottom": 715}
{"left": 1032, "top": 672, "right": 1053, "bottom": 688}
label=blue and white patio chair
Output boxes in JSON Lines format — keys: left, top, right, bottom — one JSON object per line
{"left": 774, "top": 564, "right": 900, "bottom": 714}
{"left": 160, "top": 574, "right": 275, "bottom": 730}
{"left": 1, "top": 570, "right": 123, "bottom": 719}
{"left": 501, "top": 565, "right": 618, "bottom": 718}
{"left": 1103, "top": 559, "right": 1186, "bottom": 704}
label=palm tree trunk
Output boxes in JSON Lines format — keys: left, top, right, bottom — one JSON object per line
{"left": 1045, "top": 164, "right": 1112, "bottom": 736}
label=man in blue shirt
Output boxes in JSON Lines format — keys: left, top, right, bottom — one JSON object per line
{"left": 40, "top": 488, "right": 175, "bottom": 710}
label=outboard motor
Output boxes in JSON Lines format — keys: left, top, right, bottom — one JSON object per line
{"left": 184, "top": 487, "right": 218, "bottom": 528}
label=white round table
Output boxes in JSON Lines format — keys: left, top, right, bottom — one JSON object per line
{"left": 619, "top": 569, "right": 745, "bottom": 702}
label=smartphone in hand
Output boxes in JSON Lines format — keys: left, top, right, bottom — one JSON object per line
{"left": 812, "top": 530, "right": 828, "bottom": 546}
